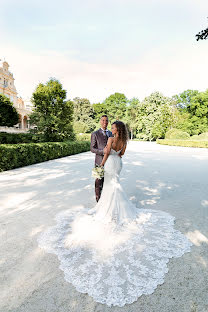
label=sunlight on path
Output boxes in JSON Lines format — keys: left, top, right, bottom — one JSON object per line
{"left": 0, "top": 141, "right": 207, "bottom": 312}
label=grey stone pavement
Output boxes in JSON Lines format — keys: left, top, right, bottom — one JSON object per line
{"left": 0, "top": 141, "right": 208, "bottom": 312}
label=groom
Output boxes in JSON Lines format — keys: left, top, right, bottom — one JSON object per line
{"left": 91, "top": 115, "right": 113, "bottom": 202}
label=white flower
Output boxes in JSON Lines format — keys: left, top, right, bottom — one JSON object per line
{"left": 92, "top": 166, "right": 104, "bottom": 179}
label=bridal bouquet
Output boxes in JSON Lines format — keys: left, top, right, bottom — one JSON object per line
{"left": 92, "top": 165, "right": 104, "bottom": 179}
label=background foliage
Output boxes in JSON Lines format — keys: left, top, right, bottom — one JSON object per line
{"left": 1, "top": 77, "right": 208, "bottom": 143}
{"left": 0, "top": 141, "right": 90, "bottom": 171}
{"left": 0, "top": 94, "right": 19, "bottom": 127}
{"left": 77, "top": 89, "right": 208, "bottom": 141}
{"left": 30, "top": 78, "right": 74, "bottom": 142}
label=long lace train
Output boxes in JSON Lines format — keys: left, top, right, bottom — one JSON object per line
{"left": 38, "top": 206, "right": 192, "bottom": 307}
{"left": 37, "top": 148, "right": 193, "bottom": 307}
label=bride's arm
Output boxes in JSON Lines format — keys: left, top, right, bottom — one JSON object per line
{"left": 100, "top": 137, "right": 113, "bottom": 167}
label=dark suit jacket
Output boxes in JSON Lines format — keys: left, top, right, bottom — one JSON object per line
{"left": 91, "top": 128, "right": 113, "bottom": 165}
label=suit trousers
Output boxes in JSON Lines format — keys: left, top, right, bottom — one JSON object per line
{"left": 95, "top": 177, "right": 104, "bottom": 202}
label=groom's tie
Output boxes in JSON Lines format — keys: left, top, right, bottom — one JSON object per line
{"left": 104, "top": 130, "right": 108, "bottom": 137}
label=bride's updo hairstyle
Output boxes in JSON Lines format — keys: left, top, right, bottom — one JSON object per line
{"left": 112, "top": 120, "right": 129, "bottom": 145}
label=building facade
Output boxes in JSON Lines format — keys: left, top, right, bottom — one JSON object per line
{"left": 0, "top": 60, "right": 32, "bottom": 131}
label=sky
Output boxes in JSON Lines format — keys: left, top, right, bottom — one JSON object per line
{"left": 0, "top": 0, "right": 208, "bottom": 103}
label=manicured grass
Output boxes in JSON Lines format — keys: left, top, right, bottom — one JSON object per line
{"left": 156, "top": 139, "right": 208, "bottom": 148}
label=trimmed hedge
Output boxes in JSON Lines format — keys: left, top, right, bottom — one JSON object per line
{"left": 190, "top": 135, "right": 200, "bottom": 140}
{"left": 198, "top": 132, "right": 208, "bottom": 140}
{"left": 0, "top": 141, "right": 91, "bottom": 172}
{"left": 188, "top": 132, "right": 208, "bottom": 141}
{"left": 156, "top": 139, "right": 208, "bottom": 148}
{"left": 0, "top": 132, "right": 46, "bottom": 144}
{"left": 165, "top": 128, "right": 190, "bottom": 140}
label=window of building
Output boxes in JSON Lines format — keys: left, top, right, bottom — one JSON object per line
{"left": 3, "top": 78, "right": 8, "bottom": 87}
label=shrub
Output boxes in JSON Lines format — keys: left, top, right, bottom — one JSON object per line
{"left": 73, "top": 121, "right": 88, "bottom": 134}
{"left": 76, "top": 133, "right": 91, "bottom": 141}
{"left": 188, "top": 132, "right": 208, "bottom": 141}
{"left": 136, "top": 133, "right": 150, "bottom": 141}
{"left": 198, "top": 132, "right": 208, "bottom": 140}
{"left": 0, "top": 141, "right": 90, "bottom": 172}
{"left": 157, "top": 139, "right": 208, "bottom": 148}
{"left": 190, "top": 134, "right": 200, "bottom": 140}
{"left": 165, "top": 128, "right": 190, "bottom": 140}
{"left": 0, "top": 132, "right": 46, "bottom": 144}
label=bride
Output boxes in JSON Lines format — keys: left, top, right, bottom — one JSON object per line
{"left": 38, "top": 120, "right": 193, "bottom": 307}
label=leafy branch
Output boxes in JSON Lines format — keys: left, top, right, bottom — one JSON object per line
{"left": 196, "top": 18, "right": 208, "bottom": 41}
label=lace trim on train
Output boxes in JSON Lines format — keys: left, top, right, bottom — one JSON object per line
{"left": 37, "top": 208, "right": 193, "bottom": 307}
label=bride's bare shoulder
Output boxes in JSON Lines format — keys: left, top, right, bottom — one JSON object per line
{"left": 107, "top": 137, "right": 114, "bottom": 144}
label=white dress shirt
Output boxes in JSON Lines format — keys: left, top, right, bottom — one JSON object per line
{"left": 101, "top": 128, "right": 109, "bottom": 137}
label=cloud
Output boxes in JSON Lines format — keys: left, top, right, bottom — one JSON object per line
{"left": 1, "top": 38, "right": 208, "bottom": 104}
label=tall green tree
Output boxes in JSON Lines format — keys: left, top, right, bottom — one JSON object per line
{"left": 172, "top": 90, "right": 199, "bottom": 110}
{"left": 92, "top": 102, "right": 108, "bottom": 123}
{"left": 196, "top": 27, "right": 208, "bottom": 40}
{"left": 136, "top": 92, "right": 176, "bottom": 141}
{"left": 73, "top": 97, "right": 96, "bottom": 133}
{"left": 30, "top": 78, "right": 74, "bottom": 141}
{"left": 173, "top": 89, "right": 208, "bottom": 135}
{"left": 186, "top": 89, "right": 208, "bottom": 134}
{"left": 104, "top": 93, "right": 127, "bottom": 121}
{"left": 0, "top": 94, "right": 19, "bottom": 127}
{"left": 171, "top": 111, "right": 193, "bottom": 134}
{"left": 196, "top": 19, "right": 208, "bottom": 40}
{"left": 125, "top": 97, "right": 139, "bottom": 139}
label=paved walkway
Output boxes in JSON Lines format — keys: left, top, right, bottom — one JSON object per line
{"left": 0, "top": 141, "right": 208, "bottom": 312}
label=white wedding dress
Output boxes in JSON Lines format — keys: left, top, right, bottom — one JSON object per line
{"left": 38, "top": 148, "right": 193, "bottom": 307}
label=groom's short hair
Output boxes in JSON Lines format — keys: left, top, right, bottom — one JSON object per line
{"left": 100, "top": 115, "right": 108, "bottom": 119}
